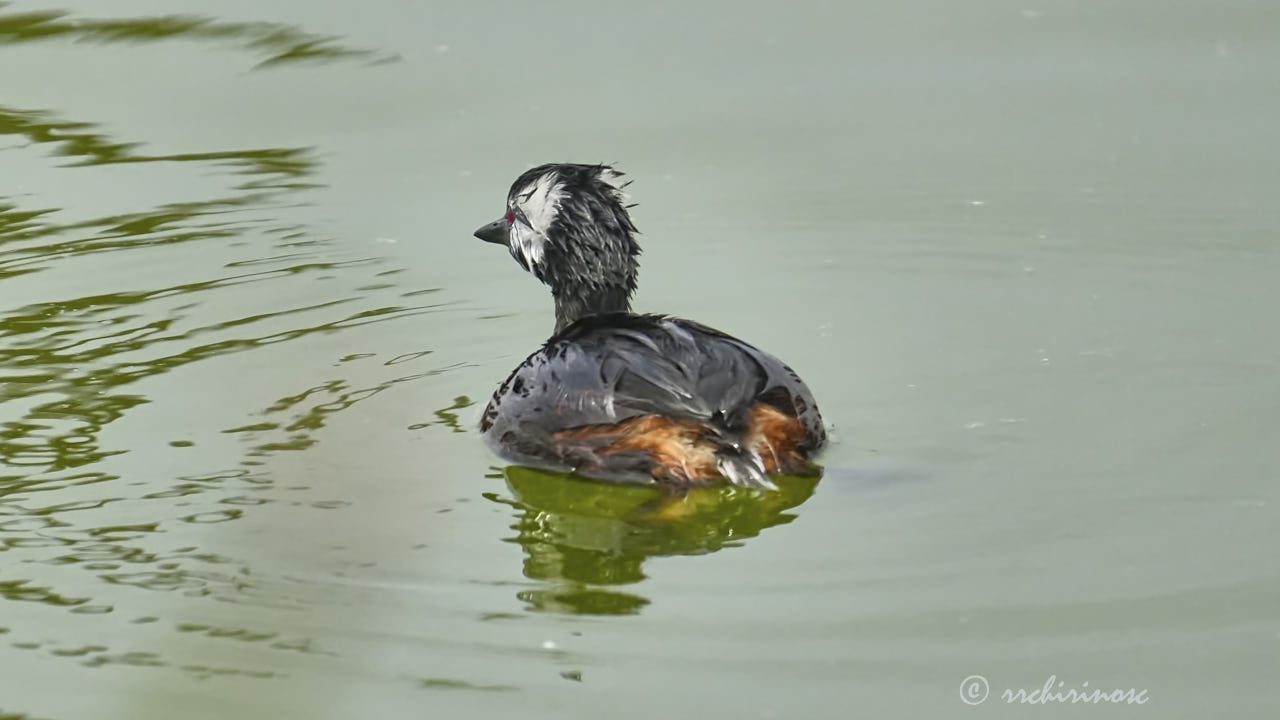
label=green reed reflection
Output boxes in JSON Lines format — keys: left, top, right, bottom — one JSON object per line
{"left": 228, "top": 363, "right": 464, "bottom": 458}
{"left": 0, "top": 92, "right": 430, "bottom": 627}
{"left": 491, "top": 468, "right": 819, "bottom": 615}
{"left": 0, "top": 1, "right": 394, "bottom": 68}
{"left": 0, "top": 104, "right": 314, "bottom": 178}
{"left": 0, "top": 3, "right": 439, "bottom": 699}
{"left": 0, "top": 101, "right": 328, "bottom": 488}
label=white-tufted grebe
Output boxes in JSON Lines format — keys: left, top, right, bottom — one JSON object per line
{"left": 473, "top": 163, "right": 825, "bottom": 490}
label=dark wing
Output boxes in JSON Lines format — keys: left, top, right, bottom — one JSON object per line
{"left": 481, "top": 313, "right": 823, "bottom": 447}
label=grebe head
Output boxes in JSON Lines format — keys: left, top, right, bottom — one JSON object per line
{"left": 474, "top": 163, "right": 640, "bottom": 334}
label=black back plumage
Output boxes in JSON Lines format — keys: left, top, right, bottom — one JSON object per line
{"left": 480, "top": 313, "right": 826, "bottom": 472}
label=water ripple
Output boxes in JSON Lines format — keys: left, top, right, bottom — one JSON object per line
{"left": 0, "top": 2, "right": 396, "bottom": 68}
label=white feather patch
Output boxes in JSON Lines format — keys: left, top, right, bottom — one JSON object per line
{"left": 596, "top": 167, "right": 631, "bottom": 203}
{"left": 507, "top": 172, "right": 565, "bottom": 269}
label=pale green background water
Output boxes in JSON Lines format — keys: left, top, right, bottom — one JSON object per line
{"left": 2, "top": 1, "right": 1277, "bottom": 718}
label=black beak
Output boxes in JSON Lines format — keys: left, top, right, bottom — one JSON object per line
{"left": 473, "top": 218, "right": 507, "bottom": 245}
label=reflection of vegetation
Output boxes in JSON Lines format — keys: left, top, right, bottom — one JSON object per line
{"left": 0, "top": 103, "right": 318, "bottom": 285}
{"left": 1, "top": 617, "right": 286, "bottom": 679}
{"left": 0, "top": 11, "right": 413, "bottom": 686}
{"left": 0, "top": 104, "right": 313, "bottom": 180}
{"left": 0, "top": 1, "right": 395, "bottom": 68}
{"left": 489, "top": 468, "right": 820, "bottom": 615}
{"left": 228, "top": 365, "right": 465, "bottom": 458}
{"left": 407, "top": 395, "right": 475, "bottom": 433}
{"left": 1, "top": 101, "right": 327, "bottom": 484}
{"left": 419, "top": 677, "right": 520, "bottom": 692}
{"left": 1, "top": 143, "right": 344, "bottom": 477}
{"left": 0, "top": 93, "right": 427, "bottom": 628}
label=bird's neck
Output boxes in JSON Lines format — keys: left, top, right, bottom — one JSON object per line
{"left": 552, "top": 282, "right": 632, "bottom": 334}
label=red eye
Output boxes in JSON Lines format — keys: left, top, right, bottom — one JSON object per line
{"left": 506, "top": 210, "right": 515, "bottom": 223}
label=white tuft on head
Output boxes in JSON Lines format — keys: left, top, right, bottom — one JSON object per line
{"left": 596, "top": 166, "right": 628, "bottom": 192}
{"left": 508, "top": 171, "right": 565, "bottom": 270}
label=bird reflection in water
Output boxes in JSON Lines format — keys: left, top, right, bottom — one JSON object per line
{"left": 485, "top": 468, "right": 819, "bottom": 615}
